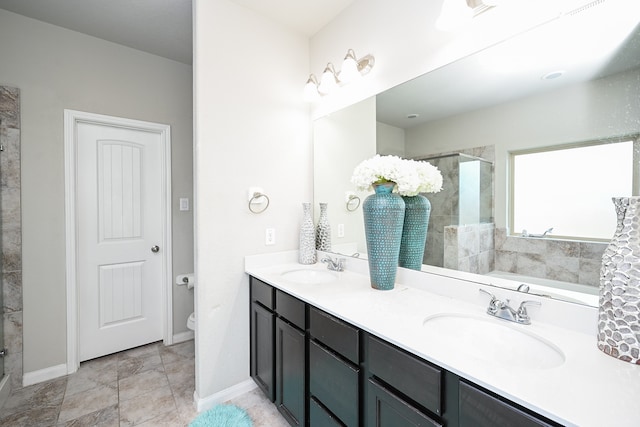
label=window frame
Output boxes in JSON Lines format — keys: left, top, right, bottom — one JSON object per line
{"left": 508, "top": 134, "right": 640, "bottom": 242}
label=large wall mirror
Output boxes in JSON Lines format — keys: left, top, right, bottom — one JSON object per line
{"left": 313, "top": 2, "right": 640, "bottom": 307}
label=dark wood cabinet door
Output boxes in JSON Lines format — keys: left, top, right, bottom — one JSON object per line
{"left": 367, "top": 378, "right": 442, "bottom": 427}
{"left": 310, "top": 340, "right": 359, "bottom": 426}
{"left": 250, "top": 302, "right": 275, "bottom": 401}
{"left": 276, "top": 317, "right": 306, "bottom": 426}
{"left": 459, "top": 381, "right": 559, "bottom": 427}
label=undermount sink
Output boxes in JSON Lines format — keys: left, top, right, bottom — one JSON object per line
{"left": 280, "top": 268, "right": 338, "bottom": 284}
{"left": 422, "top": 313, "right": 565, "bottom": 369}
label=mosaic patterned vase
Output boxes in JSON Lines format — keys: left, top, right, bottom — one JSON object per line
{"left": 399, "top": 195, "right": 431, "bottom": 271}
{"left": 363, "top": 182, "right": 405, "bottom": 290}
{"left": 299, "top": 202, "right": 316, "bottom": 264}
{"left": 315, "top": 202, "right": 331, "bottom": 251}
{"left": 598, "top": 196, "right": 640, "bottom": 364}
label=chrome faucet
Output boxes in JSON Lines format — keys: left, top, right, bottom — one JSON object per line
{"left": 521, "top": 227, "right": 553, "bottom": 238}
{"left": 479, "top": 289, "right": 541, "bottom": 325}
{"left": 321, "top": 256, "right": 345, "bottom": 272}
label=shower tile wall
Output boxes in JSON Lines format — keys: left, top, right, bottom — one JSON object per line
{"left": 1, "top": 86, "right": 23, "bottom": 389}
{"left": 444, "top": 223, "right": 495, "bottom": 274}
{"left": 421, "top": 145, "right": 495, "bottom": 268}
{"left": 494, "top": 228, "right": 606, "bottom": 288}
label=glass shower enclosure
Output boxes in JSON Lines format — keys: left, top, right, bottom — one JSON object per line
{"left": 418, "top": 153, "right": 493, "bottom": 268}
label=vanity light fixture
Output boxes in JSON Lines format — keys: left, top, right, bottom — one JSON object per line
{"left": 318, "top": 63, "right": 340, "bottom": 95}
{"left": 436, "top": 0, "right": 498, "bottom": 31}
{"left": 304, "top": 49, "right": 376, "bottom": 102}
{"left": 338, "top": 49, "right": 375, "bottom": 83}
{"left": 303, "top": 74, "right": 321, "bottom": 102}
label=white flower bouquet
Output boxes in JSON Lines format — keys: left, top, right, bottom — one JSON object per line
{"left": 351, "top": 155, "right": 443, "bottom": 197}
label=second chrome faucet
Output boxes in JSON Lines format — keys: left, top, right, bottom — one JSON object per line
{"left": 479, "top": 288, "right": 541, "bottom": 325}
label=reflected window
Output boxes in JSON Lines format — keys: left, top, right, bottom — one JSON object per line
{"left": 510, "top": 138, "right": 638, "bottom": 241}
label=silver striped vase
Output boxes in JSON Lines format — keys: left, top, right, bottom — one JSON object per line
{"left": 598, "top": 196, "right": 640, "bottom": 364}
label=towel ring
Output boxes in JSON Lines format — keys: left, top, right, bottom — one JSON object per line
{"left": 346, "top": 194, "right": 361, "bottom": 212}
{"left": 249, "top": 192, "right": 270, "bottom": 214}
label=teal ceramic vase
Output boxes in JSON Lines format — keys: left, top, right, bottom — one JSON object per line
{"left": 363, "top": 182, "right": 405, "bottom": 290}
{"left": 399, "top": 195, "right": 431, "bottom": 270}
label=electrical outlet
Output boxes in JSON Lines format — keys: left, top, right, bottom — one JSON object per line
{"left": 338, "top": 223, "right": 345, "bottom": 238}
{"left": 265, "top": 228, "right": 276, "bottom": 245}
{"left": 179, "top": 198, "right": 189, "bottom": 211}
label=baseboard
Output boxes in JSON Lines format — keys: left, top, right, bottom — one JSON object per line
{"left": 195, "top": 379, "right": 258, "bottom": 412}
{"left": 0, "top": 374, "right": 11, "bottom": 409}
{"left": 23, "top": 363, "right": 68, "bottom": 387}
{"left": 173, "top": 330, "right": 194, "bottom": 344}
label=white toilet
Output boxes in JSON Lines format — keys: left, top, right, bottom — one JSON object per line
{"left": 187, "top": 312, "right": 195, "bottom": 331}
{"left": 181, "top": 273, "right": 195, "bottom": 331}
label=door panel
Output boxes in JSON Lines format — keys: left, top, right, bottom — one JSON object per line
{"left": 77, "top": 122, "right": 163, "bottom": 361}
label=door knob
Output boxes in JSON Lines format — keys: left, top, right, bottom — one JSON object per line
{"left": 151, "top": 245, "right": 160, "bottom": 253}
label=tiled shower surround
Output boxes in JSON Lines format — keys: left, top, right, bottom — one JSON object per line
{"left": 494, "top": 228, "right": 606, "bottom": 288}
{"left": 418, "top": 143, "right": 606, "bottom": 289}
{"left": 445, "top": 226, "right": 606, "bottom": 289}
{"left": 1, "top": 85, "right": 22, "bottom": 390}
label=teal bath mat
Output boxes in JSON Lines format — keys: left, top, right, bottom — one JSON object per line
{"left": 189, "top": 404, "right": 253, "bottom": 427}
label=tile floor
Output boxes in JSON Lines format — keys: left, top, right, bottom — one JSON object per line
{"left": 0, "top": 340, "right": 289, "bottom": 426}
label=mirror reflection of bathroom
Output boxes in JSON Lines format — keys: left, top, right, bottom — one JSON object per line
{"left": 415, "top": 152, "right": 494, "bottom": 271}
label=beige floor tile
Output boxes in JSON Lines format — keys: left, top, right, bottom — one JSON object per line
{"left": 57, "top": 383, "right": 118, "bottom": 424}
{"left": 160, "top": 341, "right": 195, "bottom": 365}
{"left": 118, "top": 353, "right": 163, "bottom": 380}
{"left": 136, "top": 409, "right": 189, "bottom": 427}
{"left": 0, "top": 404, "right": 60, "bottom": 427}
{"left": 1, "top": 340, "right": 289, "bottom": 427}
{"left": 55, "top": 404, "right": 119, "bottom": 427}
{"left": 118, "top": 367, "right": 168, "bottom": 402}
{"left": 119, "top": 385, "right": 176, "bottom": 426}
{"left": 1, "top": 377, "right": 67, "bottom": 418}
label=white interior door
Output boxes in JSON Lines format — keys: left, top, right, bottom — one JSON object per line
{"left": 76, "top": 121, "right": 165, "bottom": 361}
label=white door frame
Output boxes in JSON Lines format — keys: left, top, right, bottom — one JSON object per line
{"left": 64, "top": 109, "right": 173, "bottom": 373}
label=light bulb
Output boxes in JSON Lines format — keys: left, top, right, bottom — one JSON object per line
{"left": 339, "top": 50, "right": 360, "bottom": 83}
{"left": 303, "top": 75, "right": 320, "bottom": 102}
{"left": 318, "top": 64, "right": 338, "bottom": 95}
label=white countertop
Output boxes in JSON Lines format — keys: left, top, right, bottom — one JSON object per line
{"left": 245, "top": 251, "right": 640, "bottom": 427}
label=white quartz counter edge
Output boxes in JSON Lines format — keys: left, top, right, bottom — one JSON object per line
{"left": 245, "top": 255, "right": 640, "bottom": 427}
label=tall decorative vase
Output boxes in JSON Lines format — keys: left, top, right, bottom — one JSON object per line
{"left": 399, "top": 195, "right": 431, "bottom": 270}
{"left": 299, "top": 202, "right": 316, "bottom": 264}
{"left": 598, "top": 196, "right": 640, "bottom": 364}
{"left": 363, "top": 182, "right": 406, "bottom": 290}
{"left": 316, "top": 202, "right": 331, "bottom": 251}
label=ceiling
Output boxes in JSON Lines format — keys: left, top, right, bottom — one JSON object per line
{"left": 376, "top": 0, "right": 640, "bottom": 128}
{"left": 0, "top": 0, "right": 355, "bottom": 65}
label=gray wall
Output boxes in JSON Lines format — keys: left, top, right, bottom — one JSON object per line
{"left": 0, "top": 9, "right": 194, "bottom": 374}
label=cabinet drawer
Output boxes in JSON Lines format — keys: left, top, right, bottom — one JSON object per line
{"left": 367, "top": 378, "right": 442, "bottom": 427}
{"left": 459, "top": 381, "right": 558, "bottom": 427}
{"left": 310, "top": 340, "right": 359, "bottom": 426}
{"left": 251, "top": 277, "right": 275, "bottom": 310}
{"left": 310, "top": 397, "right": 345, "bottom": 427}
{"left": 276, "top": 289, "right": 306, "bottom": 329}
{"left": 310, "top": 307, "right": 359, "bottom": 364}
{"left": 368, "top": 335, "right": 442, "bottom": 415}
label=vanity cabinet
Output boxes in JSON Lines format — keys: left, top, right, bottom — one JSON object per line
{"left": 275, "top": 290, "right": 307, "bottom": 426}
{"left": 250, "top": 277, "right": 276, "bottom": 401}
{"left": 250, "top": 277, "right": 307, "bottom": 425}
{"left": 309, "top": 307, "right": 361, "bottom": 426}
{"left": 365, "top": 335, "right": 443, "bottom": 427}
{"left": 249, "top": 276, "right": 563, "bottom": 427}
{"left": 458, "top": 380, "right": 558, "bottom": 427}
